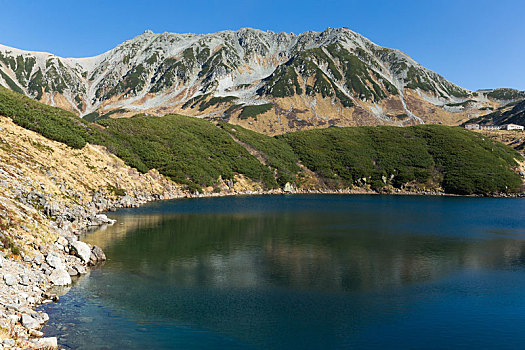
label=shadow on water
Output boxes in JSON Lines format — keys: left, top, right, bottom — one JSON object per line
{"left": 40, "top": 195, "right": 525, "bottom": 349}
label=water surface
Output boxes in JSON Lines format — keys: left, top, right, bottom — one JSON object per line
{"left": 41, "top": 195, "right": 525, "bottom": 349}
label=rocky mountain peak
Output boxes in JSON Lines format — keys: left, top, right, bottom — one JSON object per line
{"left": 0, "top": 27, "right": 519, "bottom": 133}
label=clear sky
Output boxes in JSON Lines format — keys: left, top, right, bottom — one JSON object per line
{"left": 0, "top": 0, "right": 523, "bottom": 91}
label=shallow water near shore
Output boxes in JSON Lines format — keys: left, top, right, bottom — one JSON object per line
{"left": 40, "top": 194, "right": 525, "bottom": 349}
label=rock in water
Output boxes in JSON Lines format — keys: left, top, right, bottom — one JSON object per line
{"left": 95, "top": 214, "right": 116, "bottom": 225}
{"left": 21, "top": 313, "right": 40, "bottom": 329}
{"left": 70, "top": 240, "right": 91, "bottom": 263}
{"left": 48, "top": 269, "right": 71, "bottom": 286}
{"left": 67, "top": 267, "right": 78, "bottom": 276}
{"left": 89, "top": 245, "right": 106, "bottom": 265}
{"left": 74, "top": 264, "right": 87, "bottom": 274}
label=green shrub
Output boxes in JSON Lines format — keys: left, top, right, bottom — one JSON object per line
{"left": 487, "top": 88, "right": 525, "bottom": 100}
{"left": 199, "top": 96, "right": 238, "bottom": 111}
{"left": 238, "top": 104, "right": 273, "bottom": 119}
{"left": 0, "top": 86, "right": 89, "bottom": 148}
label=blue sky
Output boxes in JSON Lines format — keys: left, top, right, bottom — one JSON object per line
{"left": 0, "top": 0, "right": 523, "bottom": 90}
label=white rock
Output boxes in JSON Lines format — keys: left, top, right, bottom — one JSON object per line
{"left": 48, "top": 269, "right": 71, "bottom": 286}
{"left": 46, "top": 254, "right": 65, "bottom": 270}
{"left": 21, "top": 313, "right": 40, "bottom": 329}
{"left": 2, "top": 339, "right": 14, "bottom": 346}
{"left": 96, "top": 214, "right": 116, "bottom": 225}
{"left": 3, "top": 274, "right": 15, "bottom": 286}
{"left": 70, "top": 240, "right": 91, "bottom": 263}
{"left": 33, "top": 255, "right": 43, "bottom": 265}
{"left": 74, "top": 264, "right": 87, "bottom": 275}
{"left": 7, "top": 314, "right": 19, "bottom": 324}
{"left": 32, "top": 337, "right": 57, "bottom": 349}
{"left": 20, "top": 274, "right": 29, "bottom": 285}
{"left": 56, "top": 237, "right": 68, "bottom": 246}
{"left": 29, "top": 329, "right": 44, "bottom": 337}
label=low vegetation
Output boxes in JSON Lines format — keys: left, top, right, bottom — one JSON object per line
{"left": 198, "top": 96, "right": 238, "bottom": 111}
{"left": 238, "top": 104, "right": 273, "bottom": 120}
{"left": 0, "top": 86, "right": 91, "bottom": 149}
{"left": 280, "top": 125, "right": 523, "bottom": 194}
{"left": 97, "top": 115, "right": 277, "bottom": 191}
{"left": 0, "top": 87, "right": 275, "bottom": 191}
{"left": 0, "top": 86, "right": 522, "bottom": 195}
{"left": 487, "top": 88, "right": 525, "bottom": 100}
{"left": 219, "top": 123, "right": 300, "bottom": 185}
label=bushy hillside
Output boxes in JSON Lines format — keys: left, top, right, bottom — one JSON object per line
{"left": 280, "top": 125, "right": 523, "bottom": 194}
{"left": 219, "top": 122, "right": 300, "bottom": 186}
{"left": 98, "top": 116, "right": 276, "bottom": 191}
{"left": 0, "top": 86, "right": 92, "bottom": 148}
{"left": 0, "top": 87, "right": 522, "bottom": 195}
{"left": 0, "top": 86, "right": 275, "bottom": 191}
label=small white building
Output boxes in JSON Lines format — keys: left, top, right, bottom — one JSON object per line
{"left": 501, "top": 124, "right": 524, "bottom": 131}
{"left": 464, "top": 123, "right": 480, "bottom": 130}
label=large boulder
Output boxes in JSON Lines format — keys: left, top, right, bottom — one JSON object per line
{"left": 89, "top": 245, "right": 106, "bottom": 265}
{"left": 21, "top": 314, "right": 40, "bottom": 330}
{"left": 95, "top": 214, "right": 116, "bottom": 225}
{"left": 48, "top": 269, "right": 71, "bottom": 286}
{"left": 70, "top": 241, "right": 91, "bottom": 263}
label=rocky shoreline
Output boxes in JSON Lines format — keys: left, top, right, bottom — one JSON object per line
{"left": 0, "top": 186, "right": 185, "bottom": 349}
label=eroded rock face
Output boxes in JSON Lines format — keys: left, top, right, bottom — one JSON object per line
{"left": 0, "top": 28, "right": 494, "bottom": 133}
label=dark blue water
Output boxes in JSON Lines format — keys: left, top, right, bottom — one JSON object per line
{"left": 41, "top": 195, "right": 525, "bottom": 349}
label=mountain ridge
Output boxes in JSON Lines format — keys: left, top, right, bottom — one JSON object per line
{"left": 0, "top": 27, "right": 521, "bottom": 133}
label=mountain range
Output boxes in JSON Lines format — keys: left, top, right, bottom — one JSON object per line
{"left": 0, "top": 27, "right": 523, "bottom": 134}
